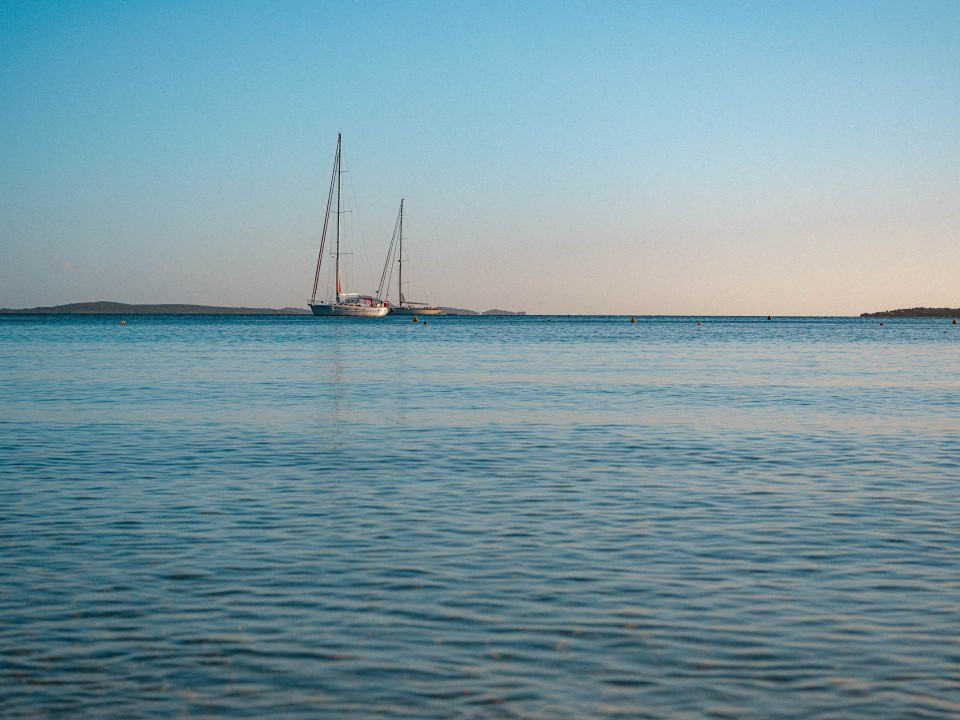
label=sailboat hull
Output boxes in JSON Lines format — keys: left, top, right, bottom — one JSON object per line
{"left": 309, "top": 303, "right": 389, "bottom": 317}
{"left": 389, "top": 306, "right": 443, "bottom": 315}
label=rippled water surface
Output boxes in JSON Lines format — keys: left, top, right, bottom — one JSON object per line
{"left": 2, "top": 314, "right": 958, "bottom": 718}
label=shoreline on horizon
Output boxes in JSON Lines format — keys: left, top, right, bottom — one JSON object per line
{"left": 0, "top": 301, "right": 526, "bottom": 316}
{"left": 2, "top": 301, "right": 958, "bottom": 318}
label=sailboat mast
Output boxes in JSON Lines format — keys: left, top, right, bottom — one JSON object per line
{"left": 311, "top": 135, "right": 340, "bottom": 306}
{"left": 335, "top": 133, "right": 342, "bottom": 305}
{"left": 398, "top": 198, "right": 404, "bottom": 307}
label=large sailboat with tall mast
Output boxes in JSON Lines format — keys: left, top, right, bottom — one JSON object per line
{"left": 377, "top": 199, "right": 443, "bottom": 316}
{"left": 308, "top": 134, "right": 390, "bottom": 317}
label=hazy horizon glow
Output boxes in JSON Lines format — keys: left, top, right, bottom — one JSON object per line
{"left": 2, "top": 1, "right": 958, "bottom": 315}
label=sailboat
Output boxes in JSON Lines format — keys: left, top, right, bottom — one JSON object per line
{"left": 308, "top": 134, "right": 390, "bottom": 317}
{"left": 377, "top": 199, "right": 443, "bottom": 316}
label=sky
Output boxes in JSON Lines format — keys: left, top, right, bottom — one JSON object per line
{"left": 1, "top": 0, "right": 958, "bottom": 315}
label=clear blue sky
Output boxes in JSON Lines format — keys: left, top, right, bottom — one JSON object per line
{"left": 2, "top": 0, "right": 958, "bottom": 314}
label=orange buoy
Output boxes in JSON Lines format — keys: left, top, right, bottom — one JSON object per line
{"left": 412, "top": 315, "right": 418, "bottom": 322}
{"left": 630, "top": 316, "right": 636, "bottom": 323}
{"left": 697, "top": 321, "right": 701, "bottom": 326}
{"left": 953, "top": 317, "right": 958, "bottom": 325}
{"left": 121, "top": 320, "right": 126, "bottom": 325}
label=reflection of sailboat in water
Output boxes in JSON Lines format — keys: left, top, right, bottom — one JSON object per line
{"left": 377, "top": 199, "right": 443, "bottom": 315}
{"left": 308, "top": 134, "right": 389, "bottom": 317}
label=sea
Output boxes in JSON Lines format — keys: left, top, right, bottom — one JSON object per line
{"left": 1, "top": 314, "right": 958, "bottom": 719}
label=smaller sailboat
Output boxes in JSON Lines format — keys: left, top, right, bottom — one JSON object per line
{"left": 377, "top": 199, "right": 443, "bottom": 316}
{"left": 308, "top": 134, "right": 389, "bottom": 317}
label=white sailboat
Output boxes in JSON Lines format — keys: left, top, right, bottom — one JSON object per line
{"left": 308, "top": 134, "right": 389, "bottom": 318}
{"left": 378, "top": 199, "right": 443, "bottom": 316}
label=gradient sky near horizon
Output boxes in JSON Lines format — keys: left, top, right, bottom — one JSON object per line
{"left": 1, "top": 1, "right": 958, "bottom": 314}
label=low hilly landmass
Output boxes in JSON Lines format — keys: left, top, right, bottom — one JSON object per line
{"left": 0, "top": 301, "right": 310, "bottom": 315}
{"left": 0, "top": 301, "right": 524, "bottom": 316}
{"left": 4, "top": 302, "right": 952, "bottom": 318}
{"left": 860, "top": 307, "right": 960, "bottom": 318}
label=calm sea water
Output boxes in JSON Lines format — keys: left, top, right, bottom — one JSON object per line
{"left": 1, "top": 314, "right": 958, "bottom": 718}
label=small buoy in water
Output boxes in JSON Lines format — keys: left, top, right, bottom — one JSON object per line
{"left": 880, "top": 322, "right": 884, "bottom": 326}
{"left": 422, "top": 320, "right": 427, "bottom": 326}
{"left": 412, "top": 315, "right": 418, "bottom": 323}
{"left": 121, "top": 320, "right": 126, "bottom": 325}
{"left": 630, "top": 316, "right": 636, "bottom": 323}
{"left": 767, "top": 315, "right": 771, "bottom": 321}
{"left": 953, "top": 317, "right": 958, "bottom": 325}
{"left": 697, "top": 321, "right": 701, "bottom": 326}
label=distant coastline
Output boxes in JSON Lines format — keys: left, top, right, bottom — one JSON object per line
{"left": 860, "top": 307, "right": 960, "bottom": 318}
{"left": 0, "top": 302, "right": 952, "bottom": 318}
{"left": 0, "top": 301, "right": 525, "bottom": 316}
{"left": 0, "top": 301, "right": 311, "bottom": 315}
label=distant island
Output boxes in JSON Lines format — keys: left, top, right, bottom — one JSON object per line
{"left": 0, "top": 301, "right": 525, "bottom": 316}
{"left": 481, "top": 308, "right": 526, "bottom": 316}
{"left": 0, "top": 301, "right": 311, "bottom": 315}
{"left": 861, "top": 307, "right": 960, "bottom": 318}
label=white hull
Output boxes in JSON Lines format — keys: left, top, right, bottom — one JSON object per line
{"left": 390, "top": 306, "right": 443, "bottom": 315}
{"left": 309, "top": 303, "right": 389, "bottom": 317}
